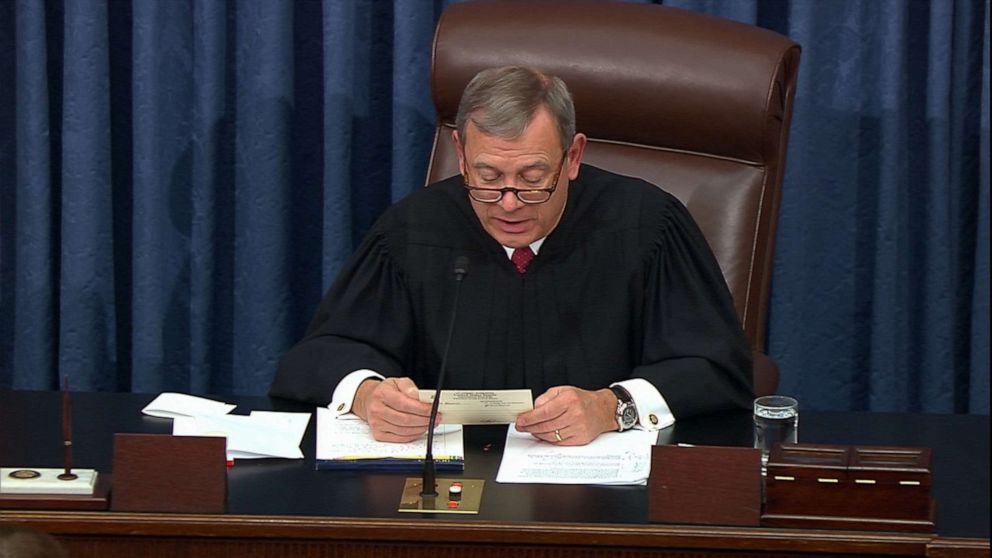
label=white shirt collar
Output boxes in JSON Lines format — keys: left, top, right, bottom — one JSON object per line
{"left": 502, "top": 237, "right": 546, "bottom": 259}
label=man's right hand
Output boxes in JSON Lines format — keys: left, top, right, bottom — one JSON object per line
{"left": 352, "top": 377, "right": 436, "bottom": 442}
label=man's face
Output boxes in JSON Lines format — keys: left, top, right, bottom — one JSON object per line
{"left": 455, "top": 107, "right": 586, "bottom": 249}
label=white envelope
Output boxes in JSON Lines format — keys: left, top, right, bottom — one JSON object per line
{"left": 173, "top": 412, "right": 309, "bottom": 460}
{"left": 141, "top": 392, "right": 236, "bottom": 419}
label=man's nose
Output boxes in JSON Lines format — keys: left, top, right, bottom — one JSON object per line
{"left": 498, "top": 190, "right": 523, "bottom": 211}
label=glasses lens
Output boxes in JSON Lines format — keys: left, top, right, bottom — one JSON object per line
{"left": 470, "top": 189, "right": 503, "bottom": 203}
{"left": 517, "top": 190, "right": 552, "bottom": 203}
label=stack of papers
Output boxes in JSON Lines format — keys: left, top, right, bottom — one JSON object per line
{"left": 496, "top": 425, "right": 657, "bottom": 485}
{"left": 315, "top": 407, "right": 464, "bottom": 471}
{"left": 141, "top": 393, "right": 310, "bottom": 461}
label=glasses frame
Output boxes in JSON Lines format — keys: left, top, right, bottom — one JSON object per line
{"left": 462, "top": 149, "right": 568, "bottom": 205}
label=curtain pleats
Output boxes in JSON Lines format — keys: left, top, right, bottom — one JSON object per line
{"left": 0, "top": 0, "right": 987, "bottom": 414}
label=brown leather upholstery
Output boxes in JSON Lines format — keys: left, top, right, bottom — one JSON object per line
{"left": 427, "top": 1, "right": 800, "bottom": 396}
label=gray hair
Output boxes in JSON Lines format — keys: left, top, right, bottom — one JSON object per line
{"left": 0, "top": 523, "right": 68, "bottom": 558}
{"left": 455, "top": 66, "right": 576, "bottom": 151}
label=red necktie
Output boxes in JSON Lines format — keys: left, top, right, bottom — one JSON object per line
{"left": 511, "top": 247, "right": 535, "bottom": 274}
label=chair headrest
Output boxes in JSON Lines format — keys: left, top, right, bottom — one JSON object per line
{"left": 432, "top": 1, "right": 800, "bottom": 164}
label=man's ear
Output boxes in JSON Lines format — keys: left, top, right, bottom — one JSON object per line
{"left": 452, "top": 130, "right": 466, "bottom": 174}
{"left": 566, "top": 133, "right": 588, "bottom": 181}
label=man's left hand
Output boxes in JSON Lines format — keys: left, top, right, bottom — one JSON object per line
{"left": 514, "top": 386, "right": 618, "bottom": 445}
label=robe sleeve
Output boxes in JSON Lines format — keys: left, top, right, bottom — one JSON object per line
{"left": 632, "top": 199, "right": 754, "bottom": 418}
{"left": 269, "top": 221, "right": 413, "bottom": 406}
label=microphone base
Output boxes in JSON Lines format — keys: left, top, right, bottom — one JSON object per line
{"left": 398, "top": 477, "right": 484, "bottom": 514}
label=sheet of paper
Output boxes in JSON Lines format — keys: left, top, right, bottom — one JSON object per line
{"left": 496, "top": 424, "right": 657, "bottom": 485}
{"left": 418, "top": 389, "right": 533, "bottom": 425}
{"left": 173, "top": 412, "right": 309, "bottom": 460}
{"left": 315, "top": 407, "right": 463, "bottom": 461}
{"left": 141, "top": 392, "right": 236, "bottom": 419}
{"left": 250, "top": 410, "right": 312, "bottom": 435}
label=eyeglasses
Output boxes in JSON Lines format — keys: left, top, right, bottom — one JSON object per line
{"left": 462, "top": 150, "right": 567, "bottom": 204}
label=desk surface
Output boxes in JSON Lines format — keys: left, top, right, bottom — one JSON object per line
{"left": 1, "top": 390, "right": 988, "bottom": 558}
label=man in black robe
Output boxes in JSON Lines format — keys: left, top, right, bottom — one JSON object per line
{"left": 270, "top": 66, "right": 752, "bottom": 445}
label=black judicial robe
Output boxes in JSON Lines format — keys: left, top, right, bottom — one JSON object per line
{"left": 270, "top": 165, "right": 753, "bottom": 418}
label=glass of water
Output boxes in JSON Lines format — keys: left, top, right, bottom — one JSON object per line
{"left": 753, "top": 395, "right": 799, "bottom": 474}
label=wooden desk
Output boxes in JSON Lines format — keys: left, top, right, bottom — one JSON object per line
{"left": 1, "top": 390, "right": 988, "bottom": 557}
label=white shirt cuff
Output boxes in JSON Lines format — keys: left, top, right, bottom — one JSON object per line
{"left": 612, "top": 378, "right": 675, "bottom": 430}
{"left": 329, "top": 369, "right": 384, "bottom": 416}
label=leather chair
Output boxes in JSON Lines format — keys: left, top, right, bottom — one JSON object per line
{"left": 426, "top": 1, "right": 801, "bottom": 396}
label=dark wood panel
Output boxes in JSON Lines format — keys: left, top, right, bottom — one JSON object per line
{"left": 55, "top": 537, "right": 898, "bottom": 558}
{"left": 2, "top": 390, "right": 988, "bottom": 558}
{"left": 1, "top": 509, "right": 939, "bottom": 556}
{"left": 926, "top": 538, "right": 991, "bottom": 558}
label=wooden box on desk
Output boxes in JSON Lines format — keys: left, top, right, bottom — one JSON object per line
{"left": 111, "top": 433, "right": 227, "bottom": 514}
{"left": 649, "top": 445, "right": 762, "bottom": 526}
{"left": 762, "top": 443, "right": 935, "bottom": 532}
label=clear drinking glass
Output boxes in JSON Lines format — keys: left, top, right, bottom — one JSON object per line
{"left": 753, "top": 395, "right": 799, "bottom": 474}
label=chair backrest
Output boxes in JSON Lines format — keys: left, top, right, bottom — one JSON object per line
{"left": 427, "top": 0, "right": 801, "bottom": 354}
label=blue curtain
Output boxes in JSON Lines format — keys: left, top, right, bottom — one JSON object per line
{"left": 1, "top": 0, "right": 987, "bottom": 415}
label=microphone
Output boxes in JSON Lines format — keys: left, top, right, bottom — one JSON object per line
{"left": 400, "top": 256, "right": 484, "bottom": 514}
{"left": 422, "top": 256, "right": 470, "bottom": 497}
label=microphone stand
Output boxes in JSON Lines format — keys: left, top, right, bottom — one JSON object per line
{"left": 399, "top": 257, "right": 484, "bottom": 513}
{"left": 421, "top": 260, "right": 467, "bottom": 498}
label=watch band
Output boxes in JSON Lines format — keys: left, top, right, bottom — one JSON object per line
{"left": 610, "top": 385, "right": 638, "bottom": 432}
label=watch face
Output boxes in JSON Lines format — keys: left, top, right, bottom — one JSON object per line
{"left": 621, "top": 405, "right": 637, "bottom": 429}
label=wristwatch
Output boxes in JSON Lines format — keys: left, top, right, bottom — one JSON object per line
{"left": 610, "top": 385, "right": 638, "bottom": 432}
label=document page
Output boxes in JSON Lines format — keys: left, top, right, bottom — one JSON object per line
{"left": 496, "top": 425, "right": 657, "bottom": 485}
{"left": 315, "top": 407, "right": 464, "bottom": 461}
{"left": 417, "top": 389, "right": 533, "bottom": 425}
